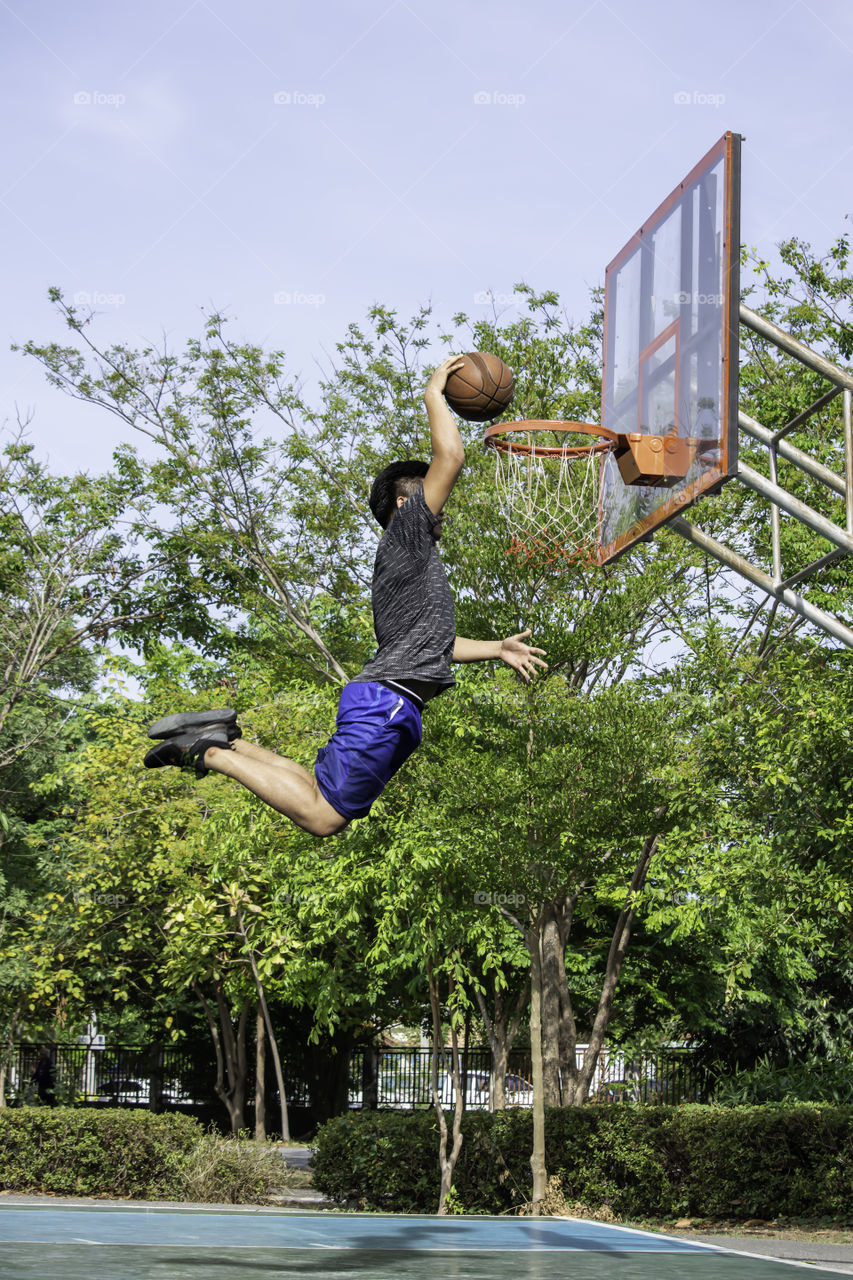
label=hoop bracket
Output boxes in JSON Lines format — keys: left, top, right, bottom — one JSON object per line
{"left": 613, "top": 431, "right": 714, "bottom": 487}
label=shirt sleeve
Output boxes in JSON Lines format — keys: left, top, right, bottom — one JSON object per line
{"left": 385, "top": 487, "right": 440, "bottom": 562}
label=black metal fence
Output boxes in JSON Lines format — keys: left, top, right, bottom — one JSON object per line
{"left": 348, "top": 1046, "right": 706, "bottom": 1109}
{"left": 10, "top": 1041, "right": 316, "bottom": 1110}
{"left": 10, "top": 1042, "right": 707, "bottom": 1111}
{"left": 12, "top": 1042, "right": 217, "bottom": 1109}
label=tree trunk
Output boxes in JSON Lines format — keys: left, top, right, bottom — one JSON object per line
{"left": 428, "top": 961, "right": 465, "bottom": 1215}
{"left": 461, "top": 1005, "right": 471, "bottom": 1113}
{"left": 255, "top": 1006, "right": 267, "bottom": 1141}
{"left": 0, "top": 1013, "right": 20, "bottom": 1108}
{"left": 569, "top": 828, "right": 661, "bottom": 1103}
{"left": 541, "top": 897, "right": 582, "bottom": 1107}
{"left": 147, "top": 1043, "right": 164, "bottom": 1114}
{"left": 473, "top": 979, "right": 529, "bottom": 1111}
{"left": 540, "top": 911, "right": 565, "bottom": 1105}
{"left": 194, "top": 982, "right": 250, "bottom": 1134}
{"left": 547, "top": 826, "right": 663, "bottom": 1106}
{"left": 526, "top": 922, "right": 547, "bottom": 1213}
{"left": 219, "top": 986, "right": 249, "bottom": 1133}
{"left": 236, "top": 910, "right": 290, "bottom": 1141}
{"left": 218, "top": 986, "right": 249, "bottom": 1133}
{"left": 255, "top": 985, "right": 289, "bottom": 1140}
{"left": 362, "top": 1043, "right": 379, "bottom": 1111}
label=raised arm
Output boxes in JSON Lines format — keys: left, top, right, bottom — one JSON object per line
{"left": 453, "top": 631, "right": 547, "bottom": 683}
{"left": 422, "top": 356, "right": 466, "bottom": 517}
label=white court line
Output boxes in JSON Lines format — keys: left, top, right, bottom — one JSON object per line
{"left": 559, "top": 1218, "right": 850, "bottom": 1274}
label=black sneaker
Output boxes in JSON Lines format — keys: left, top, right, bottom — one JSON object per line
{"left": 147, "top": 709, "right": 240, "bottom": 740}
{"left": 143, "top": 725, "right": 234, "bottom": 778}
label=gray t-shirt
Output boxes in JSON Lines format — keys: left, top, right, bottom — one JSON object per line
{"left": 353, "top": 487, "right": 456, "bottom": 693}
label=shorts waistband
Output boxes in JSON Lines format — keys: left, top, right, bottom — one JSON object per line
{"left": 376, "top": 678, "right": 440, "bottom": 710}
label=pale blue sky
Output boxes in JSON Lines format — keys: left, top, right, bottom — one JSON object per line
{"left": 3, "top": 0, "right": 852, "bottom": 473}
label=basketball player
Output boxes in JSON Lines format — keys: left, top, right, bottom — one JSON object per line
{"left": 143, "top": 356, "right": 547, "bottom": 836}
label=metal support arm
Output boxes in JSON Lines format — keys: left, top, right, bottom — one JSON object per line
{"left": 740, "top": 305, "right": 853, "bottom": 394}
{"left": 737, "top": 462, "right": 853, "bottom": 556}
{"left": 738, "top": 411, "right": 846, "bottom": 498}
{"left": 670, "top": 516, "right": 853, "bottom": 649}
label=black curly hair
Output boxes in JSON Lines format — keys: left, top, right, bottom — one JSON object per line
{"left": 369, "top": 459, "right": 430, "bottom": 528}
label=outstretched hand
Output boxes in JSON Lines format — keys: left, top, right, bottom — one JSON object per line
{"left": 499, "top": 630, "right": 548, "bottom": 683}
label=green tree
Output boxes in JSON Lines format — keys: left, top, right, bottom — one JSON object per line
{"left": 15, "top": 648, "right": 430, "bottom": 1130}
{"left": 663, "top": 640, "right": 853, "bottom": 1077}
{"left": 23, "top": 267, "right": 853, "bottom": 1212}
{"left": 16, "top": 286, "right": 710, "bottom": 1196}
{"left": 0, "top": 430, "right": 157, "bottom": 764}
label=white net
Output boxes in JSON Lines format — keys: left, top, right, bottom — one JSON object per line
{"left": 490, "top": 434, "right": 607, "bottom": 569}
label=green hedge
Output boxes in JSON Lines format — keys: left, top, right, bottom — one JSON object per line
{"left": 0, "top": 1108, "right": 203, "bottom": 1198}
{"left": 311, "top": 1105, "right": 853, "bottom": 1218}
{"left": 715, "top": 1058, "right": 853, "bottom": 1106}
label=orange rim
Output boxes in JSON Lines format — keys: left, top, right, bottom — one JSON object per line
{"left": 484, "top": 419, "right": 618, "bottom": 458}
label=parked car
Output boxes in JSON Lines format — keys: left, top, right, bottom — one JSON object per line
{"left": 435, "top": 1070, "right": 491, "bottom": 1108}
{"left": 504, "top": 1073, "right": 533, "bottom": 1106}
{"left": 98, "top": 1077, "right": 150, "bottom": 1104}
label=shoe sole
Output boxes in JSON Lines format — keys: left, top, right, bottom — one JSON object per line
{"left": 148, "top": 709, "right": 238, "bottom": 740}
{"left": 144, "top": 741, "right": 182, "bottom": 769}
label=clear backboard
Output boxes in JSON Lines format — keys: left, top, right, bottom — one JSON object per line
{"left": 598, "top": 132, "right": 741, "bottom": 563}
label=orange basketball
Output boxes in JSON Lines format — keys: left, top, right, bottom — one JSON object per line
{"left": 444, "top": 352, "right": 514, "bottom": 422}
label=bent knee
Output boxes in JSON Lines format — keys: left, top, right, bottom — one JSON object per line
{"left": 312, "top": 818, "right": 348, "bottom": 839}
{"left": 305, "top": 776, "right": 350, "bottom": 837}
{"left": 310, "top": 798, "right": 349, "bottom": 839}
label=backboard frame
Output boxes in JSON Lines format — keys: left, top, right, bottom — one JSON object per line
{"left": 598, "top": 132, "right": 742, "bottom": 563}
{"left": 483, "top": 131, "right": 853, "bottom": 648}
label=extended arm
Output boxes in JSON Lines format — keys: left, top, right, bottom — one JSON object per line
{"left": 453, "top": 630, "right": 547, "bottom": 683}
{"left": 421, "top": 356, "right": 466, "bottom": 517}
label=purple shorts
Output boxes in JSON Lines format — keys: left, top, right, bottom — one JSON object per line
{"left": 314, "top": 682, "right": 423, "bottom": 821}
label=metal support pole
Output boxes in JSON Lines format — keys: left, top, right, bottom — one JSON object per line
{"left": 768, "top": 441, "right": 782, "bottom": 584}
{"left": 737, "top": 462, "right": 853, "bottom": 556}
{"left": 740, "top": 305, "right": 853, "bottom": 393}
{"left": 670, "top": 516, "right": 853, "bottom": 649}
{"left": 739, "top": 411, "right": 846, "bottom": 498}
{"left": 779, "top": 548, "right": 845, "bottom": 590}
{"left": 773, "top": 386, "right": 841, "bottom": 442}
{"left": 651, "top": 306, "right": 853, "bottom": 649}
{"left": 840, "top": 386, "right": 845, "bottom": 532}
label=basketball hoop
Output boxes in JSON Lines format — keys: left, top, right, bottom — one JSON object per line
{"left": 483, "top": 421, "right": 618, "bottom": 569}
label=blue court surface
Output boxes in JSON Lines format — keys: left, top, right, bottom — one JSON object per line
{"left": 0, "top": 1205, "right": 836, "bottom": 1279}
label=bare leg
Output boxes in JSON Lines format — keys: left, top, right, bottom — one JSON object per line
{"left": 203, "top": 739, "right": 347, "bottom": 839}
{"left": 232, "top": 738, "right": 316, "bottom": 780}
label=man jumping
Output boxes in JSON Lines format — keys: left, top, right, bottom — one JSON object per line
{"left": 143, "top": 355, "right": 547, "bottom": 837}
